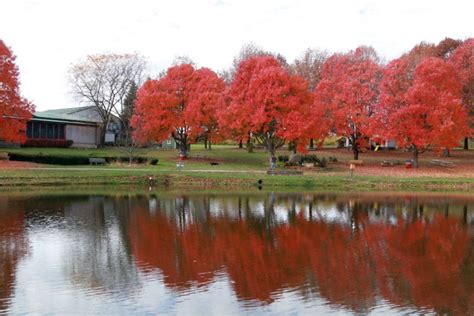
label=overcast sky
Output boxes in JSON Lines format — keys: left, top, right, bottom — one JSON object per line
{"left": 1, "top": 0, "right": 473, "bottom": 111}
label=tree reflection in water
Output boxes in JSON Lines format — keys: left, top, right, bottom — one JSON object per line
{"left": 0, "top": 192, "right": 472, "bottom": 314}
{"left": 0, "top": 197, "right": 27, "bottom": 313}
{"left": 129, "top": 193, "right": 474, "bottom": 314}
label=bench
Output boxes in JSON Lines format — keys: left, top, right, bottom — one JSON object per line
{"left": 89, "top": 157, "right": 106, "bottom": 165}
{"left": 430, "top": 159, "right": 454, "bottom": 167}
{"left": 348, "top": 160, "right": 363, "bottom": 165}
{"left": 381, "top": 160, "right": 401, "bottom": 167}
{"left": 0, "top": 152, "right": 9, "bottom": 161}
{"left": 267, "top": 170, "right": 303, "bottom": 175}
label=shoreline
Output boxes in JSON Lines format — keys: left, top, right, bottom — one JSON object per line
{"left": 0, "top": 168, "right": 473, "bottom": 191}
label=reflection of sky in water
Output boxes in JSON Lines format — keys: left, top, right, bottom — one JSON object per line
{"left": 10, "top": 229, "right": 352, "bottom": 315}
{"left": 1, "top": 192, "right": 473, "bottom": 314}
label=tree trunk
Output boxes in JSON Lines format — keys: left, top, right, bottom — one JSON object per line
{"left": 309, "top": 138, "right": 314, "bottom": 150}
{"left": 464, "top": 137, "right": 469, "bottom": 150}
{"left": 269, "top": 149, "right": 276, "bottom": 169}
{"left": 239, "top": 140, "right": 243, "bottom": 148}
{"left": 350, "top": 135, "right": 360, "bottom": 160}
{"left": 98, "top": 124, "right": 107, "bottom": 148}
{"left": 352, "top": 147, "right": 359, "bottom": 160}
{"left": 204, "top": 139, "right": 208, "bottom": 149}
{"left": 177, "top": 138, "right": 188, "bottom": 158}
{"left": 463, "top": 205, "right": 468, "bottom": 224}
{"left": 208, "top": 140, "right": 212, "bottom": 150}
{"left": 413, "top": 146, "right": 419, "bottom": 168}
{"left": 125, "top": 128, "right": 133, "bottom": 165}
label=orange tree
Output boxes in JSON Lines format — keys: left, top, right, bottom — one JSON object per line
{"left": 0, "top": 40, "right": 33, "bottom": 143}
{"left": 132, "top": 64, "right": 225, "bottom": 157}
{"left": 220, "top": 55, "right": 314, "bottom": 165}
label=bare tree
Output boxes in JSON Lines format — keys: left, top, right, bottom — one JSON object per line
{"left": 291, "top": 48, "right": 329, "bottom": 91}
{"left": 172, "top": 55, "right": 195, "bottom": 66}
{"left": 226, "top": 42, "right": 287, "bottom": 81}
{"left": 69, "top": 53, "right": 146, "bottom": 147}
{"left": 291, "top": 48, "right": 329, "bottom": 149}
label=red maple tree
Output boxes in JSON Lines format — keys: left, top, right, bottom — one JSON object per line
{"left": 314, "top": 47, "right": 382, "bottom": 160}
{"left": 379, "top": 57, "right": 468, "bottom": 167}
{"left": 187, "top": 68, "right": 227, "bottom": 148}
{"left": 0, "top": 40, "right": 34, "bottom": 143}
{"left": 220, "top": 55, "right": 314, "bottom": 163}
{"left": 131, "top": 64, "right": 225, "bottom": 157}
{"left": 449, "top": 38, "right": 474, "bottom": 149}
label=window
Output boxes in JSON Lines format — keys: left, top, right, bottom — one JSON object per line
{"left": 26, "top": 121, "right": 66, "bottom": 139}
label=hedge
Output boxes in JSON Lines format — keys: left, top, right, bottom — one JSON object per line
{"left": 8, "top": 153, "right": 152, "bottom": 165}
{"left": 23, "top": 139, "right": 73, "bottom": 148}
{"left": 8, "top": 153, "right": 89, "bottom": 165}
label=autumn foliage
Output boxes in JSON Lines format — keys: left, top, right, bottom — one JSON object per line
{"left": 0, "top": 40, "right": 33, "bottom": 143}
{"left": 314, "top": 47, "right": 382, "bottom": 160}
{"left": 128, "top": 196, "right": 473, "bottom": 314}
{"left": 379, "top": 56, "right": 468, "bottom": 167}
{"left": 220, "top": 55, "right": 315, "bottom": 158}
{"left": 125, "top": 38, "right": 474, "bottom": 164}
{"left": 449, "top": 39, "right": 474, "bottom": 133}
{"left": 131, "top": 64, "right": 225, "bottom": 157}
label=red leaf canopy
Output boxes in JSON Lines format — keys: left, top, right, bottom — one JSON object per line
{"left": 0, "top": 40, "right": 33, "bottom": 143}
{"left": 448, "top": 38, "right": 474, "bottom": 133}
{"left": 381, "top": 57, "right": 468, "bottom": 150}
{"left": 315, "top": 47, "right": 382, "bottom": 157}
{"left": 221, "top": 55, "right": 313, "bottom": 153}
{"left": 131, "top": 64, "right": 225, "bottom": 145}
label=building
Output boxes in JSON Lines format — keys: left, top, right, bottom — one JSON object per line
{"left": 25, "top": 106, "right": 120, "bottom": 148}
{"left": 336, "top": 136, "right": 397, "bottom": 150}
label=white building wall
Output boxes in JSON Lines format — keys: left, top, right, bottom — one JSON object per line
{"left": 66, "top": 125, "right": 98, "bottom": 148}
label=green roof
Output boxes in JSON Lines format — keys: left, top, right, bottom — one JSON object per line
{"left": 33, "top": 106, "right": 102, "bottom": 125}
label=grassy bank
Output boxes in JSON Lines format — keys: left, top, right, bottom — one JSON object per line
{"left": 0, "top": 167, "right": 473, "bottom": 191}
{"left": 0, "top": 145, "right": 473, "bottom": 191}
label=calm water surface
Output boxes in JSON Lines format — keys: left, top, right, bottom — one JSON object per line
{"left": 0, "top": 191, "right": 473, "bottom": 315}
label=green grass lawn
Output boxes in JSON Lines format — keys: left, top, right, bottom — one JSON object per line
{"left": 0, "top": 166, "right": 472, "bottom": 191}
{"left": 0, "top": 144, "right": 271, "bottom": 170}
{"left": 0, "top": 144, "right": 473, "bottom": 190}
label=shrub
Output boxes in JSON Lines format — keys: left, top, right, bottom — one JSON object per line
{"left": 303, "top": 154, "right": 319, "bottom": 163}
{"left": 135, "top": 156, "right": 148, "bottom": 164}
{"left": 149, "top": 158, "right": 159, "bottom": 165}
{"left": 107, "top": 156, "right": 149, "bottom": 164}
{"left": 328, "top": 156, "right": 338, "bottom": 163}
{"left": 247, "top": 142, "right": 254, "bottom": 153}
{"left": 318, "top": 157, "right": 327, "bottom": 168}
{"left": 277, "top": 155, "right": 289, "bottom": 162}
{"left": 287, "top": 142, "right": 296, "bottom": 152}
{"left": 8, "top": 153, "right": 89, "bottom": 165}
{"left": 23, "top": 139, "right": 73, "bottom": 148}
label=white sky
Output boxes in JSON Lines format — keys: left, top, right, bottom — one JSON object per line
{"left": 1, "top": 0, "right": 473, "bottom": 111}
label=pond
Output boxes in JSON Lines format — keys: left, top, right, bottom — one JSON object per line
{"left": 0, "top": 190, "right": 473, "bottom": 314}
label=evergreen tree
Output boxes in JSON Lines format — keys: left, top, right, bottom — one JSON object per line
{"left": 122, "top": 81, "right": 138, "bottom": 144}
